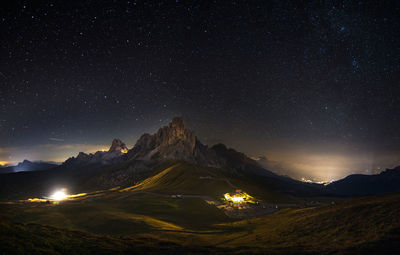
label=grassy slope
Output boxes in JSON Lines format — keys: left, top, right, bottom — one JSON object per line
{"left": 125, "top": 163, "right": 235, "bottom": 196}
{"left": 1, "top": 193, "right": 400, "bottom": 254}
{"left": 208, "top": 193, "right": 400, "bottom": 254}
{"left": 124, "top": 162, "right": 292, "bottom": 202}
{"left": 0, "top": 220, "right": 236, "bottom": 255}
{"left": 4, "top": 194, "right": 232, "bottom": 235}
{"left": 0, "top": 194, "right": 400, "bottom": 254}
{"left": 1, "top": 163, "right": 399, "bottom": 254}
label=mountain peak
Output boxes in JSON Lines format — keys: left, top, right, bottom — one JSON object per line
{"left": 17, "top": 160, "right": 33, "bottom": 167}
{"left": 13, "top": 160, "right": 56, "bottom": 172}
{"left": 128, "top": 117, "right": 196, "bottom": 161}
{"left": 109, "top": 138, "right": 128, "bottom": 153}
{"left": 63, "top": 139, "right": 129, "bottom": 167}
{"left": 170, "top": 117, "right": 186, "bottom": 130}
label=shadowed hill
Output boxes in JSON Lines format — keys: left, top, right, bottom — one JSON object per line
{"left": 210, "top": 193, "right": 400, "bottom": 254}
{"left": 119, "top": 162, "right": 327, "bottom": 203}
{"left": 328, "top": 166, "right": 400, "bottom": 196}
{"left": 126, "top": 163, "right": 232, "bottom": 194}
{"left": 0, "top": 160, "right": 57, "bottom": 174}
{"left": 1, "top": 192, "right": 399, "bottom": 254}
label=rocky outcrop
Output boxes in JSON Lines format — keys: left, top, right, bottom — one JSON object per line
{"left": 109, "top": 139, "right": 128, "bottom": 153}
{"left": 63, "top": 139, "right": 129, "bottom": 167}
{"left": 62, "top": 118, "right": 263, "bottom": 172}
{"left": 127, "top": 117, "right": 220, "bottom": 166}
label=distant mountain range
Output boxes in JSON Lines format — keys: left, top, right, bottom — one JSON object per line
{"left": 0, "top": 117, "right": 399, "bottom": 199}
{"left": 326, "top": 166, "right": 400, "bottom": 195}
{"left": 62, "top": 138, "right": 129, "bottom": 167}
{"left": 0, "top": 160, "right": 57, "bottom": 174}
{"left": 63, "top": 117, "right": 229, "bottom": 168}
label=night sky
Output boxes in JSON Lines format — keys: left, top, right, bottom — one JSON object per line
{"left": 1, "top": 1, "right": 399, "bottom": 181}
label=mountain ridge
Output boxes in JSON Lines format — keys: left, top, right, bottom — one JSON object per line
{"left": 62, "top": 117, "right": 266, "bottom": 173}
{"left": 327, "top": 166, "right": 400, "bottom": 195}
{"left": 0, "top": 160, "right": 57, "bottom": 174}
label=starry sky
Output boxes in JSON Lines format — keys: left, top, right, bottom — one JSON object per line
{"left": 1, "top": 0, "right": 399, "bottom": 181}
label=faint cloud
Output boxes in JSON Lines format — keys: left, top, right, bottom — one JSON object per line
{"left": 49, "top": 137, "right": 65, "bottom": 142}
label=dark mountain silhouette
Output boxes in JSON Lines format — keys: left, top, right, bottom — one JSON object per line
{"left": 0, "top": 160, "right": 57, "bottom": 174}
{"left": 327, "top": 166, "right": 400, "bottom": 196}
{"left": 63, "top": 138, "right": 128, "bottom": 167}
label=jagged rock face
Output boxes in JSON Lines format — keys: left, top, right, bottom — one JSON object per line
{"left": 126, "top": 117, "right": 225, "bottom": 167}
{"left": 126, "top": 117, "right": 255, "bottom": 168}
{"left": 64, "top": 139, "right": 129, "bottom": 167}
{"left": 157, "top": 117, "right": 196, "bottom": 150}
{"left": 109, "top": 139, "right": 128, "bottom": 153}
{"left": 128, "top": 117, "right": 197, "bottom": 162}
{"left": 62, "top": 117, "right": 260, "bottom": 171}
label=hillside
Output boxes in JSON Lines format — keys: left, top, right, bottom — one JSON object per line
{"left": 1, "top": 192, "right": 399, "bottom": 254}
{"left": 119, "top": 162, "right": 327, "bottom": 203}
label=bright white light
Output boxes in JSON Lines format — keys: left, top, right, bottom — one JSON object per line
{"left": 224, "top": 193, "right": 244, "bottom": 203}
{"left": 50, "top": 189, "right": 68, "bottom": 201}
{"left": 230, "top": 196, "right": 244, "bottom": 203}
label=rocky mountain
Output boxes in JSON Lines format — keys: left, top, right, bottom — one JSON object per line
{"left": 327, "top": 166, "right": 400, "bottom": 196}
{"left": 109, "top": 139, "right": 128, "bottom": 153}
{"left": 0, "top": 160, "right": 57, "bottom": 174}
{"left": 63, "top": 138, "right": 129, "bottom": 167}
{"left": 126, "top": 117, "right": 221, "bottom": 167}
{"left": 62, "top": 117, "right": 268, "bottom": 173}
